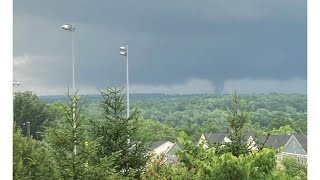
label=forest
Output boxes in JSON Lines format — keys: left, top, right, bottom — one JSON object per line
{"left": 41, "top": 92, "right": 306, "bottom": 142}
{"left": 13, "top": 89, "right": 307, "bottom": 179}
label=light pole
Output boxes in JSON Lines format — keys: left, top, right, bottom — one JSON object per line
{"left": 61, "top": 24, "right": 76, "bottom": 93}
{"left": 23, "top": 121, "right": 31, "bottom": 142}
{"left": 61, "top": 24, "right": 77, "bottom": 156}
{"left": 13, "top": 81, "right": 20, "bottom": 97}
{"left": 120, "top": 45, "right": 129, "bottom": 118}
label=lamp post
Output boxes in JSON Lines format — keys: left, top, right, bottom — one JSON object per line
{"left": 13, "top": 81, "right": 20, "bottom": 97}
{"left": 61, "top": 24, "right": 76, "bottom": 93}
{"left": 61, "top": 24, "right": 77, "bottom": 156}
{"left": 23, "top": 121, "right": 31, "bottom": 142}
{"left": 120, "top": 45, "right": 129, "bottom": 118}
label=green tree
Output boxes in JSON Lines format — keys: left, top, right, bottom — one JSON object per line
{"left": 14, "top": 91, "right": 58, "bottom": 139}
{"left": 269, "top": 125, "right": 296, "bottom": 135}
{"left": 278, "top": 156, "right": 307, "bottom": 180}
{"left": 141, "top": 152, "right": 194, "bottom": 180}
{"left": 43, "top": 93, "right": 118, "bottom": 179}
{"left": 292, "top": 113, "right": 307, "bottom": 134}
{"left": 13, "top": 124, "right": 59, "bottom": 180}
{"left": 90, "top": 88, "right": 149, "bottom": 178}
{"left": 134, "top": 118, "right": 177, "bottom": 143}
{"left": 249, "top": 111, "right": 271, "bottom": 128}
{"left": 268, "top": 111, "right": 293, "bottom": 130}
{"left": 214, "top": 92, "right": 253, "bottom": 157}
{"left": 47, "top": 101, "right": 68, "bottom": 119}
{"left": 143, "top": 131, "right": 279, "bottom": 180}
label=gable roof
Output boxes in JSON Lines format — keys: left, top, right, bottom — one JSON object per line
{"left": 149, "top": 141, "right": 168, "bottom": 151}
{"left": 204, "top": 132, "right": 228, "bottom": 144}
{"left": 256, "top": 134, "right": 307, "bottom": 153}
{"left": 292, "top": 133, "right": 307, "bottom": 152}
{"left": 166, "top": 143, "right": 182, "bottom": 155}
{"left": 202, "top": 132, "right": 307, "bottom": 153}
{"left": 148, "top": 141, "right": 182, "bottom": 157}
{"left": 283, "top": 135, "right": 307, "bottom": 155}
{"left": 256, "top": 135, "right": 291, "bottom": 149}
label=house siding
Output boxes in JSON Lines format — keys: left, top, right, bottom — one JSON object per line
{"left": 283, "top": 136, "right": 307, "bottom": 155}
{"left": 166, "top": 144, "right": 181, "bottom": 164}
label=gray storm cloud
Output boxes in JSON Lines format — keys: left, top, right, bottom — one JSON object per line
{"left": 13, "top": 0, "right": 306, "bottom": 94}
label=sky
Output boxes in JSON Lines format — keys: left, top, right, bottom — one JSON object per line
{"left": 13, "top": 0, "right": 307, "bottom": 95}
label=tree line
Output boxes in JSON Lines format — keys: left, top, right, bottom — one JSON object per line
{"left": 75, "top": 93, "right": 306, "bottom": 142}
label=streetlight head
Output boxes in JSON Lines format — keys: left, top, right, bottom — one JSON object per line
{"left": 62, "top": 24, "right": 70, "bottom": 30}
{"left": 120, "top": 51, "right": 127, "bottom": 56}
{"left": 120, "top": 46, "right": 127, "bottom": 51}
{"left": 62, "top": 24, "right": 75, "bottom": 31}
{"left": 13, "top": 81, "right": 20, "bottom": 85}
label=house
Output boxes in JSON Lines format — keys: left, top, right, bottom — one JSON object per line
{"left": 257, "top": 134, "right": 307, "bottom": 165}
{"left": 292, "top": 133, "right": 308, "bottom": 165}
{"left": 198, "top": 132, "right": 307, "bottom": 165}
{"left": 148, "top": 141, "right": 182, "bottom": 164}
{"left": 198, "top": 132, "right": 257, "bottom": 150}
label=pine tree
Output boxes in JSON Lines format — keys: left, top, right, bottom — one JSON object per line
{"left": 214, "top": 91, "right": 269, "bottom": 157}
{"left": 90, "top": 88, "right": 149, "bottom": 178}
{"left": 43, "top": 92, "right": 118, "bottom": 179}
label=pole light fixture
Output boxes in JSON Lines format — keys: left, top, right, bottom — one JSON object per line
{"left": 13, "top": 81, "right": 20, "bottom": 86}
{"left": 61, "top": 24, "right": 76, "bottom": 92}
{"left": 61, "top": 24, "right": 75, "bottom": 32}
{"left": 13, "top": 81, "right": 20, "bottom": 97}
{"left": 61, "top": 24, "right": 77, "bottom": 156}
{"left": 120, "top": 51, "right": 127, "bottom": 56}
{"left": 120, "top": 45, "right": 129, "bottom": 118}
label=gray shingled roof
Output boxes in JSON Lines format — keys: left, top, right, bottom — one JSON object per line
{"left": 202, "top": 132, "right": 307, "bottom": 152}
{"left": 204, "top": 132, "right": 228, "bottom": 144}
{"left": 256, "top": 135, "right": 291, "bottom": 149}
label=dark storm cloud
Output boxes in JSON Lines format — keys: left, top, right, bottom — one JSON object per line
{"left": 13, "top": 0, "right": 306, "bottom": 94}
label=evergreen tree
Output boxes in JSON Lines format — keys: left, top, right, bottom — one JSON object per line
{"left": 90, "top": 88, "right": 149, "bottom": 178}
{"left": 214, "top": 91, "right": 254, "bottom": 157}
{"left": 43, "top": 93, "right": 118, "bottom": 179}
